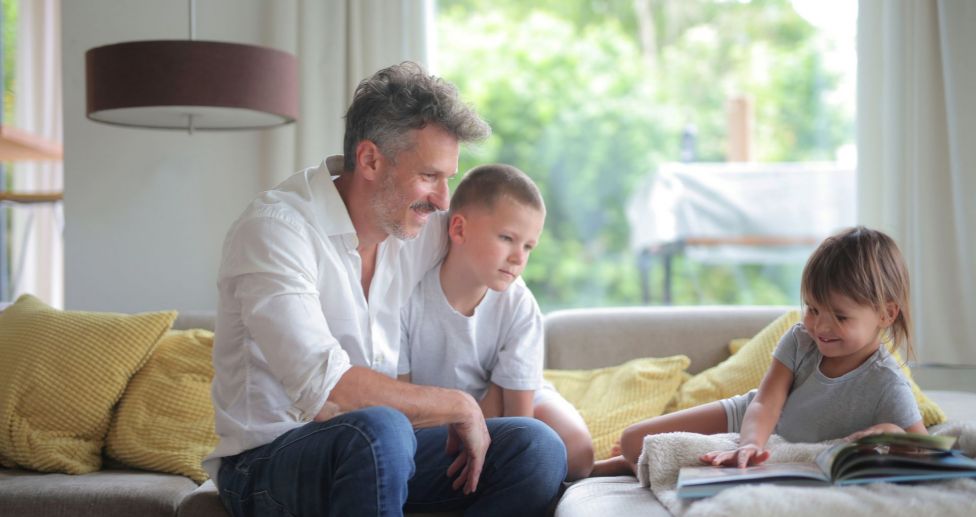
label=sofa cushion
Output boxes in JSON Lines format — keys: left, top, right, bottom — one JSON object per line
{"left": 544, "top": 355, "right": 690, "bottom": 460}
{"left": 0, "top": 468, "right": 197, "bottom": 517}
{"left": 106, "top": 329, "right": 218, "bottom": 483}
{"left": 0, "top": 295, "right": 176, "bottom": 474}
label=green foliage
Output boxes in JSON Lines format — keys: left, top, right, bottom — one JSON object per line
{"left": 437, "top": 0, "right": 854, "bottom": 310}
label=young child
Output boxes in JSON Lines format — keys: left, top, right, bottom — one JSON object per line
{"left": 592, "top": 226, "right": 926, "bottom": 476}
{"left": 398, "top": 163, "right": 595, "bottom": 480}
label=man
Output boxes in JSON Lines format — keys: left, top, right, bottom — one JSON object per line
{"left": 205, "top": 62, "right": 568, "bottom": 517}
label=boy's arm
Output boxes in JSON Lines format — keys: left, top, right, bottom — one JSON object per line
{"left": 479, "top": 383, "right": 504, "bottom": 418}
{"left": 397, "top": 374, "right": 411, "bottom": 383}
{"left": 701, "top": 358, "right": 793, "bottom": 468}
{"left": 501, "top": 387, "right": 534, "bottom": 417}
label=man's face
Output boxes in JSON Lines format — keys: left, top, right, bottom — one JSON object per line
{"left": 373, "top": 124, "right": 460, "bottom": 240}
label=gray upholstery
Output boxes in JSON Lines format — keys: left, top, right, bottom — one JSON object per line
{"left": 545, "top": 306, "right": 790, "bottom": 373}
{"left": 0, "top": 469, "right": 197, "bottom": 517}
{"left": 4, "top": 306, "right": 974, "bottom": 517}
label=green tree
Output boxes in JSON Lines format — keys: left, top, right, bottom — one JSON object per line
{"left": 437, "top": 0, "right": 853, "bottom": 310}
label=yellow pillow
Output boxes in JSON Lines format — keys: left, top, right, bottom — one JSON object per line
{"left": 887, "top": 349, "right": 946, "bottom": 427}
{"left": 106, "top": 329, "right": 218, "bottom": 483}
{"left": 0, "top": 294, "right": 176, "bottom": 474}
{"left": 667, "top": 310, "right": 802, "bottom": 414}
{"left": 544, "top": 355, "right": 690, "bottom": 460}
{"left": 672, "top": 309, "right": 946, "bottom": 427}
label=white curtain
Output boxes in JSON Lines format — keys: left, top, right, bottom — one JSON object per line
{"left": 11, "top": 0, "right": 63, "bottom": 308}
{"left": 288, "top": 0, "right": 432, "bottom": 180}
{"left": 858, "top": 0, "right": 976, "bottom": 365}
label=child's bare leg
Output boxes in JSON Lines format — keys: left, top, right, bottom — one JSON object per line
{"left": 591, "top": 402, "right": 728, "bottom": 477}
{"left": 534, "top": 396, "right": 594, "bottom": 480}
{"left": 591, "top": 454, "right": 636, "bottom": 477}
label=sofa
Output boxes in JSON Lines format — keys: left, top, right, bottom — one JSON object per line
{"left": 1, "top": 306, "right": 974, "bottom": 517}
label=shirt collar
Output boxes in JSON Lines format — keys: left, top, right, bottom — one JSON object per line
{"left": 310, "top": 155, "right": 357, "bottom": 239}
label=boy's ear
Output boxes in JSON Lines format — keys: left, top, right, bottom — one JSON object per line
{"left": 448, "top": 213, "right": 467, "bottom": 244}
{"left": 354, "top": 140, "right": 384, "bottom": 181}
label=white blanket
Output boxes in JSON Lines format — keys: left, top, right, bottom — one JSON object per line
{"left": 636, "top": 420, "right": 976, "bottom": 517}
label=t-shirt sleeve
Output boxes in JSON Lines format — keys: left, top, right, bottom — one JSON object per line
{"left": 874, "top": 375, "right": 923, "bottom": 428}
{"left": 489, "top": 284, "right": 544, "bottom": 391}
{"left": 772, "top": 323, "right": 806, "bottom": 371}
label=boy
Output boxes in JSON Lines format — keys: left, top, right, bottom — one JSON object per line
{"left": 398, "top": 164, "right": 594, "bottom": 480}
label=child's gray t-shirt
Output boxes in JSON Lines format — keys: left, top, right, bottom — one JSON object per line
{"left": 770, "top": 323, "right": 922, "bottom": 443}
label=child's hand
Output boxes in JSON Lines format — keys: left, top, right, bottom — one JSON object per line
{"left": 700, "top": 444, "right": 770, "bottom": 468}
{"left": 844, "top": 422, "right": 905, "bottom": 442}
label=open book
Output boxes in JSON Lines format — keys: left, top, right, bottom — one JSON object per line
{"left": 677, "top": 433, "right": 976, "bottom": 499}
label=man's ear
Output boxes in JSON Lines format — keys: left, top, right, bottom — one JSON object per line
{"left": 354, "top": 140, "right": 384, "bottom": 181}
{"left": 448, "top": 213, "right": 467, "bottom": 244}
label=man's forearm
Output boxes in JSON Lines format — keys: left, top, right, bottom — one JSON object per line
{"left": 322, "top": 365, "right": 478, "bottom": 428}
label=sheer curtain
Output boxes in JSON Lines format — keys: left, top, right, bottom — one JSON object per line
{"left": 858, "top": 0, "right": 976, "bottom": 365}
{"left": 11, "top": 0, "right": 63, "bottom": 308}
{"left": 288, "top": 0, "right": 432, "bottom": 181}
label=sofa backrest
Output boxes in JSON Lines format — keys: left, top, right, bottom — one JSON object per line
{"left": 175, "top": 306, "right": 793, "bottom": 374}
{"left": 544, "top": 306, "right": 791, "bottom": 373}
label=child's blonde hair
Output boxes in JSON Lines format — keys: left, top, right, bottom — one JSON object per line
{"left": 449, "top": 164, "right": 545, "bottom": 216}
{"left": 800, "top": 226, "right": 913, "bottom": 358}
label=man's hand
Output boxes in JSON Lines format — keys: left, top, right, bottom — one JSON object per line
{"left": 844, "top": 422, "right": 905, "bottom": 442}
{"left": 700, "top": 444, "right": 770, "bottom": 468}
{"left": 444, "top": 396, "right": 491, "bottom": 494}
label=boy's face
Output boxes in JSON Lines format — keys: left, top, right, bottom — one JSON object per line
{"left": 451, "top": 196, "right": 545, "bottom": 292}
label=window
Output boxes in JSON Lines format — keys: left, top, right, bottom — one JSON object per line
{"left": 434, "top": 0, "right": 856, "bottom": 310}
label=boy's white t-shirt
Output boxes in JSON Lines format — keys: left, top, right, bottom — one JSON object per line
{"left": 399, "top": 264, "right": 544, "bottom": 400}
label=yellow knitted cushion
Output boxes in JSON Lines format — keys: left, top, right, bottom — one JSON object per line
{"left": 544, "top": 355, "right": 690, "bottom": 460}
{"left": 886, "top": 349, "right": 946, "bottom": 427}
{"left": 670, "top": 309, "right": 946, "bottom": 427}
{"left": 106, "top": 329, "right": 218, "bottom": 483}
{"left": 0, "top": 294, "right": 176, "bottom": 474}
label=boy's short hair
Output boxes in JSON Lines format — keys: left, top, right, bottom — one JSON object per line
{"left": 450, "top": 164, "right": 545, "bottom": 215}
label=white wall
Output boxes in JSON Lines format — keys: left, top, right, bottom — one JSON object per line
{"left": 62, "top": 0, "right": 301, "bottom": 312}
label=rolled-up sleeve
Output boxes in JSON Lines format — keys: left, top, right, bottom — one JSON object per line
{"left": 224, "top": 214, "right": 351, "bottom": 420}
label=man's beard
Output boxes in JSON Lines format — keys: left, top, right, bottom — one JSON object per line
{"left": 374, "top": 169, "right": 435, "bottom": 240}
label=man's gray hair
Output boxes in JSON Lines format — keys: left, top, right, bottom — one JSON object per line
{"left": 342, "top": 61, "right": 491, "bottom": 172}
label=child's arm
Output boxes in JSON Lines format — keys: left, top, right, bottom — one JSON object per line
{"left": 700, "top": 358, "right": 794, "bottom": 468}
{"left": 397, "top": 374, "right": 411, "bottom": 383}
{"left": 478, "top": 383, "right": 534, "bottom": 418}
{"left": 479, "top": 383, "right": 504, "bottom": 418}
{"left": 845, "top": 419, "right": 926, "bottom": 441}
{"left": 501, "top": 388, "right": 534, "bottom": 417}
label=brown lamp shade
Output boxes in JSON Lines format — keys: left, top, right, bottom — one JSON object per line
{"left": 86, "top": 40, "right": 298, "bottom": 131}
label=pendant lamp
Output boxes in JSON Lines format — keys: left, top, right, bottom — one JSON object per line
{"left": 85, "top": 0, "right": 298, "bottom": 132}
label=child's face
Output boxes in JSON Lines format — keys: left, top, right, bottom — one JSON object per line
{"left": 452, "top": 196, "right": 544, "bottom": 292}
{"left": 803, "top": 291, "right": 897, "bottom": 367}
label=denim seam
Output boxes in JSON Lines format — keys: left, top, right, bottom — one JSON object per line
{"left": 225, "top": 420, "right": 387, "bottom": 516}
{"left": 275, "top": 421, "right": 385, "bottom": 515}
{"left": 408, "top": 424, "right": 532, "bottom": 508}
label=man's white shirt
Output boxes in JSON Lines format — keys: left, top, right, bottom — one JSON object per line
{"left": 203, "top": 156, "right": 448, "bottom": 484}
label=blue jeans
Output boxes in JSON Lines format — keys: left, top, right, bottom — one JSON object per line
{"left": 217, "top": 406, "right": 567, "bottom": 517}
